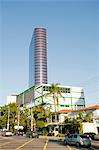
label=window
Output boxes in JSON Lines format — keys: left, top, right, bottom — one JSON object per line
{"left": 80, "top": 135, "right": 89, "bottom": 139}
{"left": 35, "top": 45, "right": 47, "bottom": 48}
{"left": 55, "top": 128, "right": 58, "bottom": 131}
{"left": 68, "top": 135, "right": 73, "bottom": 138}
{"left": 74, "top": 135, "right": 77, "bottom": 138}
{"left": 34, "top": 56, "right": 47, "bottom": 59}
{"left": 35, "top": 38, "right": 46, "bottom": 42}
{"left": 43, "top": 86, "right": 51, "bottom": 92}
{"left": 60, "top": 105, "right": 64, "bottom": 107}
{"left": 43, "top": 86, "right": 46, "bottom": 91}
{"left": 60, "top": 88, "right": 70, "bottom": 93}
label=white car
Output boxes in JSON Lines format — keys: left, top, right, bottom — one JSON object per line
{"left": 2, "top": 130, "right": 13, "bottom": 136}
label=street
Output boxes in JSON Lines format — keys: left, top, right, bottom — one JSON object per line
{"left": 0, "top": 136, "right": 99, "bottom": 150}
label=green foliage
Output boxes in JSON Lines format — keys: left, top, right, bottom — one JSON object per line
{"left": 20, "top": 107, "right": 31, "bottom": 131}
{"left": 0, "top": 105, "right": 8, "bottom": 129}
{"left": 83, "top": 112, "right": 92, "bottom": 122}
{"left": 63, "top": 116, "right": 83, "bottom": 134}
{"left": 63, "top": 111, "right": 93, "bottom": 134}
{"left": 36, "top": 120, "right": 45, "bottom": 128}
{"left": 45, "top": 83, "right": 63, "bottom": 122}
{"left": 0, "top": 102, "right": 52, "bottom": 132}
{"left": 42, "top": 129, "right": 48, "bottom": 136}
{"left": 56, "top": 133, "right": 64, "bottom": 137}
{"left": 0, "top": 103, "right": 30, "bottom": 131}
{"left": 9, "top": 103, "right": 17, "bottom": 131}
{"left": 33, "top": 105, "right": 50, "bottom": 129}
{"left": 77, "top": 111, "right": 83, "bottom": 120}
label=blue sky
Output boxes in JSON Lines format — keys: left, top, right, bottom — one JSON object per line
{"left": 0, "top": 0, "right": 99, "bottom": 106}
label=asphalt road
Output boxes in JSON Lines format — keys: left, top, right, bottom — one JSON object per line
{"left": 0, "top": 135, "right": 99, "bottom": 150}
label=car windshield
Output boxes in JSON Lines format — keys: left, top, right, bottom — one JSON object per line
{"left": 84, "top": 133, "right": 96, "bottom": 135}
{"left": 80, "top": 135, "right": 89, "bottom": 138}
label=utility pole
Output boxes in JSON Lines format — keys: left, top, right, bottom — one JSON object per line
{"left": 7, "top": 105, "right": 10, "bottom": 130}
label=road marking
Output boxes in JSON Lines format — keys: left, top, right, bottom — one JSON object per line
{"left": 66, "top": 145, "right": 80, "bottom": 150}
{"left": 0, "top": 142, "right": 11, "bottom": 147}
{"left": 67, "top": 145, "right": 72, "bottom": 150}
{"left": 43, "top": 139, "right": 48, "bottom": 150}
{"left": 15, "top": 138, "right": 33, "bottom": 150}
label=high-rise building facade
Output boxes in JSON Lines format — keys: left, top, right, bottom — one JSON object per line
{"left": 29, "top": 27, "right": 48, "bottom": 87}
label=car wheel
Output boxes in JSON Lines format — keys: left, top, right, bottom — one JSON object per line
{"left": 64, "top": 140, "right": 67, "bottom": 145}
{"left": 87, "top": 144, "right": 91, "bottom": 148}
{"left": 76, "top": 142, "right": 80, "bottom": 147}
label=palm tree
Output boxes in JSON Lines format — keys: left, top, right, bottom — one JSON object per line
{"left": 45, "top": 83, "right": 64, "bottom": 122}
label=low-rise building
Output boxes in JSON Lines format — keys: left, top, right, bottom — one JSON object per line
{"left": 58, "top": 105, "right": 99, "bottom": 134}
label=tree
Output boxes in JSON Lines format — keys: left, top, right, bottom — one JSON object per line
{"left": 33, "top": 105, "right": 47, "bottom": 128}
{"left": 63, "top": 118, "right": 82, "bottom": 134}
{"left": 19, "top": 107, "right": 31, "bottom": 131}
{"left": 77, "top": 111, "right": 83, "bottom": 120}
{"left": 75, "top": 111, "right": 84, "bottom": 133}
{"left": 83, "top": 112, "right": 92, "bottom": 122}
{"left": 0, "top": 103, "right": 17, "bottom": 131}
{"left": 8, "top": 103, "right": 17, "bottom": 131}
{"left": 45, "top": 83, "right": 64, "bottom": 122}
{"left": 0, "top": 105, "right": 8, "bottom": 129}
{"left": 0, "top": 103, "right": 49, "bottom": 132}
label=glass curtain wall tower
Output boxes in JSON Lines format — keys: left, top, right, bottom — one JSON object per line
{"left": 29, "top": 27, "right": 48, "bottom": 87}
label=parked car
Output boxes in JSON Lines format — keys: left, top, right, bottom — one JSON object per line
{"left": 64, "top": 134, "right": 91, "bottom": 147}
{"left": 2, "top": 130, "right": 13, "bottom": 136}
{"left": 94, "top": 134, "right": 99, "bottom": 140}
{"left": 14, "top": 130, "right": 24, "bottom": 136}
{"left": 26, "top": 130, "right": 39, "bottom": 138}
{"left": 84, "top": 132, "right": 96, "bottom": 140}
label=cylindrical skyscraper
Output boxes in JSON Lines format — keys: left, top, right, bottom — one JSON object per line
{"left": 29, "top": 27, "right": 48, "bottom": 86}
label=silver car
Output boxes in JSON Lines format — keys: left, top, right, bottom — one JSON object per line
{"left": 64, "top": 134, "right": 91, "bottom": 147}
